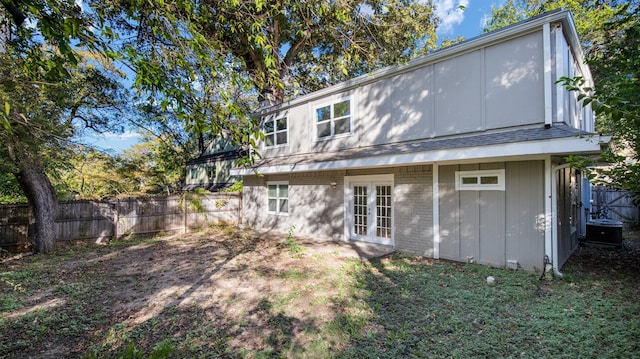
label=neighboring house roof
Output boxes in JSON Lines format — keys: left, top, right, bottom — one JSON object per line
{"left": 234, "top": 124, "right": 608, "bottom": 175}
{"left": 186, "top": 148, "right": 247, "bottom": 166}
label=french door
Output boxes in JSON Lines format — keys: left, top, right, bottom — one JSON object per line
{"left": 346, "top": 176, "right": 393, "bottom": 245}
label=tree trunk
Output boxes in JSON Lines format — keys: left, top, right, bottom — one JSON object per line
{"left": 6, "top": 141, "right": 58, "bottom": 253}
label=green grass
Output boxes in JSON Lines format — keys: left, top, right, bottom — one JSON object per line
{"left": 1, "top": 228, "right": 638, "bottom": 358}
{"left": 330, "top": 256, "right": 640, "bottom": 358}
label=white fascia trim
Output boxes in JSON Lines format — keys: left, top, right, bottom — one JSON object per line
{"left": 555, "top": 23, "right": 566, "bottom": 124}
{"left": 256, "top": 11, "right": 574, "bottom": 117}
{"left": 544, "top": 158, "right": 553, "bottom": 271}
{"left": 432, "top": 163, "right": 440, "bottom": 259}
{"left": 231, "top": 135, "right": 605, "bottom": 176}
{"left": 543, "top": 22, "right": 553, "bottom": 127}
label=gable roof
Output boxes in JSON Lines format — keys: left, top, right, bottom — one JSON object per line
{"left": 257, "top": 9, "right": 588, "bottom": 117}
{"left": 233, "top": 124, "right": 607, "bottom": 175}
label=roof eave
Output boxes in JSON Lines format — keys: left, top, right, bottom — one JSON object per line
{"left": 231, "top": 134, "right": 606, "bottom": 176}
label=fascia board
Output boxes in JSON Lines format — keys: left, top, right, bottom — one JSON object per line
{"left": 231, "top": 135, "right": 607, "bottom": 176}
{"left": 257, "top": 10, "right": 574, "bottom": 116}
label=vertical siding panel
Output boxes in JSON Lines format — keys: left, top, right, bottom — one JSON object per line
{"left": 506, "top": 161, "right": 545, "bottom": 272}
{"left": 458, "top": 164, "right": 480, "bottom": 262}
{"left": 479, "top": 163, "right": 506, "bottom": 267}
{"left": 438, "top": 165, "right": 460, "bottom": 261}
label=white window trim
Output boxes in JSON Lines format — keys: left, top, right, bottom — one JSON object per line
{"left": 263, "top": 115, "right": 289, "bottom": 148}
{"left": 455, "top": 169, "right": 505, "bottom": 191}
{"left": 343, "top": 174, "right": 394, "bottom": 246}
{"left": 314, "top": 96, "right": 353, "bottom": 141}
{"left": 267, "top": 181, "right": 289, "bottom": 216}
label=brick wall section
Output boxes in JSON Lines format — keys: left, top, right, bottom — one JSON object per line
{"left": 243, "top": 171, "right": 344, "bottom": 241}
{"left": 393, "top": 165, "right": 434, "bottom": 256}
{"left": 243, "top": 165, "right": 434, "bottom": 254}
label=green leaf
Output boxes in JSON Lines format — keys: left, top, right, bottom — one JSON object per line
{"left": 4, "top": 102, "right": 9, "bottom": 116}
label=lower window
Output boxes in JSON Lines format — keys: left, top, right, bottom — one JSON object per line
{"left": 267, "top": 182, "right": 289, "bottom": 215}
{"left": 455, "top": 169, "right": 505, "bottom": 191}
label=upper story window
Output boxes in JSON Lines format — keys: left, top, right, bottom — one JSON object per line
{"left": 315, "top": 98, "right": 351, "bottom": 139}
{"left": 455, "top": 169, "right": 505, "bottom": 191}
{"left": 190, "top": 167, "right": 199, "bottom": 180}
{"left": 264, "top": 116, "right": 288, "bottom": 147}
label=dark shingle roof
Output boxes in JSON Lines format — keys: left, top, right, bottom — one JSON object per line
{"left": 251, "top": 124, "right": 596, "bottom": 169}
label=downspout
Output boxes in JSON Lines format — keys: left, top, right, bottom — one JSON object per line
{"left": 550, "top": 163, "right": 572, "bottom": 277}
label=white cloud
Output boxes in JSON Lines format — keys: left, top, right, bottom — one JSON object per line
{"left": 480, "top": 12, "right": 490, "bottom": 29}
{"left": 435, "top": 0, "right": 470, "bottom": 35}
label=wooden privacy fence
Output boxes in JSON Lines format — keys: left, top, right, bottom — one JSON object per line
{"left": 0, "top": 193, "right": 242, "bottom": 252}
{"left": 590, "top": 186, "right": 639, "bottom": 223}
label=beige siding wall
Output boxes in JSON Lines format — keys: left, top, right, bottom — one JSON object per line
{"left": 258, "top": 30, "right": 546, "bottom": 159}
{"left": 243, "top": 171, "right": 345, "bottom": 241}
{"left": 439, "top": 160, "right": 545, "bottom": 272}
{"left": 505, "top": 161, "right": 546, "bottom": 272}
{"left": 243, "top": 165, "right": 434, "bottom": 251}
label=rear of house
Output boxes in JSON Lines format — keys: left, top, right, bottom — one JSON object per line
{"left": 233, "top": 11, "right": 608, "bottom": 274}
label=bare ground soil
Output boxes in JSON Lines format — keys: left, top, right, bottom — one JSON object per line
{"left": 1, "top": 225, "right": 638, "bottom": 358}
{"left": 0, "top": 226, "right": 392, "bottom": 358}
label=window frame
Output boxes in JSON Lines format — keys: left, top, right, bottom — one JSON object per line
{"left": 206, "top": 164, "right": 216, "bottom": 180}
{"left": 267, "top": 181, "right": 289, "bottom": 215}
{"left": 314, "top": 96, "right": 353, "bottom": 140}
{"left": 263, "top": 115, "right": 289, "bottom": 148}
{"left": 455, "top": 169, "right": 505, "bottom": 191}
{"left": 190, "top": 167, "right": 199, "bottom": 180}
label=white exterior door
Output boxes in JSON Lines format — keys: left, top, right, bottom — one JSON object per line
{"left": 345, "top": 175, "right": 394, "bottom": 246}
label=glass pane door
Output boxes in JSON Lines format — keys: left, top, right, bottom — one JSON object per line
{"left": 375, "top": 185, "right": 392, "bottom": 239}
{"left": 350, "top": 182, "right": 393, "bottom": 245}
{"left": 353, "top": 185, "right": 368, "bottom": 236}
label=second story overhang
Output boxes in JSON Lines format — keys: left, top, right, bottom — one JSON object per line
{"left": 232, "top": 124, "right": 609, "bottom": 176}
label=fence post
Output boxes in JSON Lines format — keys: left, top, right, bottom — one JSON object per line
{"left": 183, "top": 193, "right": 188, "bottom": 234}
{"left": 113, "top": 199, "right": 119, "bottom": 240}
{"left": 238, "top": 192, "right": 242, "bottom": 226}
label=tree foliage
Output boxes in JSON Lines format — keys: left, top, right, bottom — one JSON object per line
{"left": 91, "top": 0, "right": 438, "bottom": 149}
{"left": 1, "top": 1, "right": 128, "bottom": 251}
{"left": 1, "top": 0, "right": 440, "bottom": 252}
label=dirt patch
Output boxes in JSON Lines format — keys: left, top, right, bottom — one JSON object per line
{"left": 0, "top": 226, "right": 392, "bottom": 357}
{"left": 1, "top": 226, "right": 638, "bottom": 358}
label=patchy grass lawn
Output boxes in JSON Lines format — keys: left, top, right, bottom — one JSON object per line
{"left": 1, "top": 225, "right": 639, "bottom": 358}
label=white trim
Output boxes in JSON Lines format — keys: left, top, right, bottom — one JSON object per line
{"left": 551, "top": 163, "right": 571, "bottom": 276}
{"left": 544, "top": 158, "right": 553, "bottom": 271}
{"left": 232, "top": 135, "right": 606, "bottom": 176}
{"left": 344, "top": 174, "right": 394, "bottom": 246}
{"left": 455, "top": 169, "right": 505, "bottom": 191}
{"left": 554, "top": 23, "right": 566, "bottom": 124}
{"left": 262, "top": 114, "right": 289, "bottom": 149}
{"left": 543, "top": 22, "right": 553, "bottom": 127}
{"left": 433, "top": 163, "right": 440, "bottom": 259}
{"left": 256, "top": 11, "right": 577, "bottom": 117}
{"left": 313, "top": 96, "right": 353, "bottom": 140}
{"left": 266, "top": 181, "right": 289, "bottom": 216}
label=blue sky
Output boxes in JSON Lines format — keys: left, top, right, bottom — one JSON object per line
{"left": 88, "top": 0, "right": 500, "bottom": 154}
{"left": 435, "top": 0, "right": 499, "bottom": 40}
